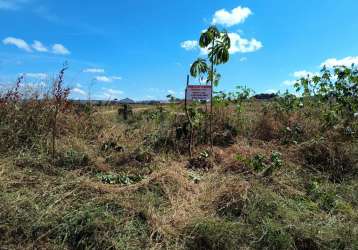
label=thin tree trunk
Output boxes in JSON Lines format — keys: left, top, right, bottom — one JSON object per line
{"left": 210, "top": 40, "right": 214, "bottom": 152}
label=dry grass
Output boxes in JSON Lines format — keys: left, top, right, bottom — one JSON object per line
{"left": 0, "top": 99, "right": 357, "bottom": 249}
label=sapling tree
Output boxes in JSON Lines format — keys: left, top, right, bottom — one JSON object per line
{"left": 190, "top": 26, "right": 230, "bottom": 86}
{"left": 231, "top": 85, "right": 254, "bottom": 114}
{"left": 189, "top": 25, "right": 231, "bottom": 148}
{"left": 294, "top": 64, "right": 358, "bottom": 127}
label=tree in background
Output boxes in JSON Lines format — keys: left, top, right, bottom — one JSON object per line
{"left": 294, "top": 64, "right": 358, "bottom": 128}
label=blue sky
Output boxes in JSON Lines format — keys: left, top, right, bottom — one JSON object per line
{"left": 0, "top": 0, "right": 357, "bottom": 100}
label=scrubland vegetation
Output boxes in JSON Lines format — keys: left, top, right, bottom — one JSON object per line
{"left": 0, "top": 62, "right": 357, "bottom": 250}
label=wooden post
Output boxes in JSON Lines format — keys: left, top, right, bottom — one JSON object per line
{"left": 184, "top": 75, "right": 193, "bottom": 157}
{"left": 184, "top": 75, "right": 189, "bottom": 111}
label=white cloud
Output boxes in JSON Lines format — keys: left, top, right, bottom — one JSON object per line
{"left": 95, "top": 76, "right": 112, "bottom": 82}
{"left": 228, "top": 32, "right": 263, "bottom": 54}
{"left": 52, "top": 43, "right": 70, "bottom": 55}
{"left": 212, "top": 6, "right": 252, "bottom": 27}
{"left": 83, "top": 68, "right": 105, "bottom": 73}
{"left": 3, "top": 37, "right": 71, "bottom": 55}
{"left": 293, "top": 70, "right": 319, "bottom": 78}
{"left": 3, "top": 37, "right": 32, "bottom": 52}
{"left": 199, "top": 46, "right": 210, "bottom": 55}
{"left": 72, "top": 87, "right": 87, "bottom": 96}
{"left": 102, "top": 88, "right": 124, "bottom": 99}
{"left": 180, "top": 40, "right": 198, "bottom": 51}
{"left": 25, "top": 73, "right": 48, "bottom": 79}
{"left": 239, "top": 57, "right": 247, "bottom": 62}
{"left": 167, "top": 90, "right": 176, "bottom": 95}
{"left": 32, "top": 40, "right": 48, "bottom": 52}
{"left": 184, "top": 33, "right": 262, "bottom": 55}
{"left": 26, "top": 81, "right": 46, "bottom": 89}
{"left": 283, "top": 70, "right": 319, "bottom": 86}
{"left": 283, "top": 80, "right": 296, "bottom": 86}
{"left": 321, "top": 56, "right": 358, "bottom": 68}
{"left": 95, "top": 75, "right": 122, "bottom": 82}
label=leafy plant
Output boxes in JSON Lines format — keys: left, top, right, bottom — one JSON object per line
{"left": 190, "top": 26, "right": 231, "bottom": 87}
{"left": 236, "top": 151, "right": 283, "bottom": 175}
{"left": 98, "top": 173, "right": 145, "bottom": 185}
{"left": 306, "top": 181, "right": 337, "bottom": 212}
{"left": 294, "top": 65, "right": 358, "bottom": 126}
{"left": 250, "top": 154, "right": 267, "bottom": 172}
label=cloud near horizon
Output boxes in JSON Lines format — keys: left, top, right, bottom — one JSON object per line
{"left": 101, "top": 88, "right": 124, "bottom": 99}
{"left": 72, "top": 87, "right": 87, "bottom": 96}
{"left": 284, "top": 56, "right": 358, "bottom": 86}
{"left": 321, "top": 56, "right": 358, "bottom": 68}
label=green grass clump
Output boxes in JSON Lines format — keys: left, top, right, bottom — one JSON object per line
{"left": 184, "top": 218, "right": 250, "bottom": 250}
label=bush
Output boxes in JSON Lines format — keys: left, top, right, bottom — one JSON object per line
{"left": 299, "top": 139, "right": 358, "bottom": 181}
{"left": 0, "top": 99, "right": 52, "bottom": 154}
{"left": 236, "top": 151, "right": 283, "bottom": 176}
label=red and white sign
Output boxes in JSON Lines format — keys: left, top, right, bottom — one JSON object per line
{"left": 186, "top": 85, "right": 212, "bottom": 101}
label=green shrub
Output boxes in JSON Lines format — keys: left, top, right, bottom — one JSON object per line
{"left": 236, "top": 151, "right": 283, "bottom": 176}
{"left": 306, "top": 181, "right": 337, "bottom": 212}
